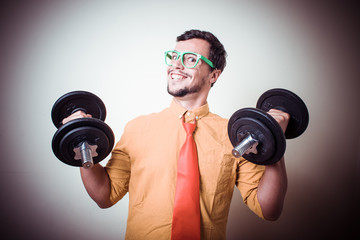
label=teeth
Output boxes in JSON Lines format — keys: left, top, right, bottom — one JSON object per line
{"left": 171, "top": 73, "right": 185, "bottom": 80}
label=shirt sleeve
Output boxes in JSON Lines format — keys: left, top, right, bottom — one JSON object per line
{"left": 105, "top": 124, "right": 131, "bottom": 205}
{"left": 235, "top": 158, "right": 265, "bottom": 219}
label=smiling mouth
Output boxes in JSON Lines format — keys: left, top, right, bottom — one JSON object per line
{"left": 171, "top": 73, "right": 186, "bottom": 80}
{"left": 169, "top": 71, "right": 190, "bottom": 81}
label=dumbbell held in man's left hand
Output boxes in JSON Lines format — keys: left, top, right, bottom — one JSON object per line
{"left": 51, "top": 91, "right": 115, "bottom": 168}
{"left": 228, "top": 88, "right": 309, "bottom": 165}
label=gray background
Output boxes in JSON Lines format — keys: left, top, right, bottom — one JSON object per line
{"left": 1, "top": 1, "right": 359, "bottom": 239}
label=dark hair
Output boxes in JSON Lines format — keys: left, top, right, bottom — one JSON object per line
{"left": 176, "top": 29, "right": 227, "bottom": 74}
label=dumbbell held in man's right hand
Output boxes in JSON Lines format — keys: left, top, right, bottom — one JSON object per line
{"left": 228, "top": 88, "right": 309, "bottom": 165}
{"left": 51, "top": 91, "right": 115, "bottom": 169}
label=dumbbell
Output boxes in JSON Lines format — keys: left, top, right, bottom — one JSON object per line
{"left": 51, "top": 91, "right": 115, "bottom": 168}
{"left": 228, "top": 88, "right": 309, "bottom": 165}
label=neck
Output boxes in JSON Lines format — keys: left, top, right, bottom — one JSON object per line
{"left": 174, "top": 93, "right": 208, "bottom": 110}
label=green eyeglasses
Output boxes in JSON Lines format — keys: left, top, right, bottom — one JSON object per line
{"left": 165, "top": 50, "right": 214, "bottom": 69}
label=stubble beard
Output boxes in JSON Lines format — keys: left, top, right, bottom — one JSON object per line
{"left": 167, "top": 84, "right": 202, "bottom": 97}
{"left": 167, "top": 76, "right": 205, "bottom": 98}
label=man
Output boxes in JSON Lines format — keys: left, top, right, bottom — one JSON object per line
{"left": 64, "top": 30, "right": 289, "bottom": 239}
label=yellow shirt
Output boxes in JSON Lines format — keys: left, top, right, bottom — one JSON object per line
{"left": 105, "top": 100, "right": 265, "bottom": 239}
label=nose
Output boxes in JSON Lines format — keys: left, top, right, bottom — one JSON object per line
{"left": 172, "top": 57, "right": 184, "bottom": 69}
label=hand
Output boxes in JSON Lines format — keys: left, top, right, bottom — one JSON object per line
{"left": 62, "top": 111, "right": 92, "bottom": 125}
{"left": 267, "top": 109, "right": 290, "bottom": 134}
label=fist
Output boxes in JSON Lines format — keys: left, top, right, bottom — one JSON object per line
{"left": 62, "top": 111, "right": 92, "bottom": 125}
{"left": 267, "top": 109, "right": 290, "bottom": 134}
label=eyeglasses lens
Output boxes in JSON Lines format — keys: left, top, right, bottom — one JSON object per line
{"left": 165, "top": 51, "right": 178, "bottom": 66}
{"left": 165, "top": 51, "right": 199, "bottom": 68}
{"left": 182, "top": 53, "right": 198, "bottom": 68}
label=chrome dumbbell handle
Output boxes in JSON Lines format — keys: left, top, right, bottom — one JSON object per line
{"left": 73, "top": 141, "right": 98, "bottom": 169}
{"left": 232, "top": 132, "right": 259, "bottom": 158}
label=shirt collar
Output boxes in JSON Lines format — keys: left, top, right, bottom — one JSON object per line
{"left": 169, "top": 99, "right": 210, "bottom": 122}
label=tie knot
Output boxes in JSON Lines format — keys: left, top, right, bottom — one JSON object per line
{"left": 182, "top": 119, "right": 196, "bottom": 135}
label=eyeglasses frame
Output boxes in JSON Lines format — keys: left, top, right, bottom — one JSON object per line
{"left": 164, "top": 50, "right": 214, "bottom": 69}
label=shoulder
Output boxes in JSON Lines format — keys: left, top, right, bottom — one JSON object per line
{"left": 205, "top": 112, "right": 229, "bottom": 127}
{"left": 124, "top": 107, "right": 171, "bottom": 132}
{"left": 200, "top": 112, "right": 231, "bottom": 145}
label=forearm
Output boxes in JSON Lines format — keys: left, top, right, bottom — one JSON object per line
{"left": 257, "top": 157, "right": 288, "bottom": 220}
{"left": 80, "top": 164, "right": 113, "bottom": 208}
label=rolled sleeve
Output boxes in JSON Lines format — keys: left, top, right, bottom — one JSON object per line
{"left": 105, "top": 126, "right": 131, "bottom": 205}
{"left": 235, "top": 158, "right": 265, "bottom": 219}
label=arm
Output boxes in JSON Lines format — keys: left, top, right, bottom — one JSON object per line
{"left": 80, "top": 165, "right": 113, "bottom": 208}
{"left": 257, "top": 109, "right": 290, "bottom": 221}
{"left": 62, "top": 111, "right": 113, "bottom": 208}
{"left": 257, "top": 157, "right": 287, "bottom": 220}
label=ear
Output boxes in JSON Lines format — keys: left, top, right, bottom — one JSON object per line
{"left": 209, "top": 69, "right": 222, "bottom": 85}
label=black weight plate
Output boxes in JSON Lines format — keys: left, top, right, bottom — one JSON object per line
{"left": 52, "top": 118, "right": 114, "bottom": 167}
{"left": 229, "top": 117, "right": 275, "bottom": 164}
{"left": 256, "top": 88, "right": 309, "bottom": 139}
{"left": 59, "top": 126, "right": 110, "bottom": 166}
{"left": 228, "top": 108, "right": 286, "bottom": 165}
{"left": 51, "top": 91, "right": 107, "bottom": 128}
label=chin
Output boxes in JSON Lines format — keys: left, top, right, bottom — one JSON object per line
{"left": 168, "top": 82, "right": 186, "bottom": 92}
{"left": 167, "top": 85, "right": 188, "bottom": 98}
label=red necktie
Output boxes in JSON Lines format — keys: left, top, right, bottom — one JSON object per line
{"left": 171, "top": 117, "right": 200, "bottom": 240}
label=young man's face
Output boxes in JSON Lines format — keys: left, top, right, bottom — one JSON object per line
{"left": 167, "top": 38, "right": 213, "bottom": 98}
